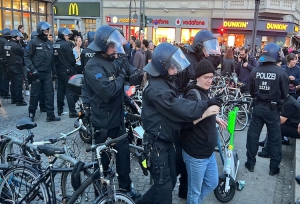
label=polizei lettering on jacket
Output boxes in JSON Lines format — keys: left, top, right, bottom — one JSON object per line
{"left": 256, "top": 72, "right": 276, "bottom": 80}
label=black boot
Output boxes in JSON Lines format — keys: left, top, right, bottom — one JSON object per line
{"left": 40, "top": 107, "right": 46, "bottom": 112}
{"left": 16, "top": 100, "right": 27, "bottom": 106}
{"left": 258, "top": 138, "right": 266, "bottom": 147}
{"left": 258, "top": 148, "right": 269, "bottom": 158}
{"left": 58, "top": 109, "right": 63, "bottom": 116}
{"left": 46, "top": 116, "right": 61, "bottom": 122}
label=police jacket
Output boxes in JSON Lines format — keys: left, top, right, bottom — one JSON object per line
{"left": 84, "top": 53, "right": 132, "bottom": 129}
{"left": 80, "top": 48, "right": 95, "bottom": 68}
{"left": 175, "top": 49, "right": 198, "bottom": 94}
{"left": 53, "top": 38, "right": 76, "bottom": 74}
{"left": 27, "top": 36, "right": 55, "bottom": 73}
{"left": 4, "top": 40, "right": 24, "bottom": 66}
{"left": 116, "top": 54, "right": 137, "bottom": 78}
{"left": 249, "top": 62, "right": 288, "bottom": 102}
{"left": 142, "top": 75, "right": 208, "bottom": 143}
{"left": 0, "top": 36, "right": 8, "bottom": 61}
{"left": 283, "top": 95, "right": 300, "bottom": 125}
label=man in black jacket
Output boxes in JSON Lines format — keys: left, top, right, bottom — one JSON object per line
{"left": 0, "top": 28, "right": 11, "bottom": 99}
{"left": 53, "top": 27, "right": 77, "bottom": 117}
{"left": 136, "top": 42, "right": 223, "bottom": 204}
{"left": 84, "top": 25, "right": 140, "bottom": 199}
{"left": 27, "top": 21, "right": 60, "bottom": 122}
{"left": 4, "top": 29, "right": 26, "bottom": 106}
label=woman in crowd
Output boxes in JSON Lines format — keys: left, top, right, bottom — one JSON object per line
{"left": 221, "top": 48, "right": 236, "bottom": 76}
{"left": 181, "top": 59, "right": 227, "bottom": 204}
{"left": 73, "top": 36, "right": 83, "bottom": 74}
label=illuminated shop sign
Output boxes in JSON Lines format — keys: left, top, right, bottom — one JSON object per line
{"left": 68, "top": 3, "right": 79, "bottom": 16}
{"left": 295, "top": 26, "right": 299, "bottom": 32}
{"left": 119, "top": 18, "right": 137, "bottom": 23}
{"left": 266, "top": 23, "right": 287, "bottom": 30}
{"left": 151, "top": 19, "right": 169, "bottom": 24}
{"left": 223, "top": 21, "right": 248, "bottom": 28}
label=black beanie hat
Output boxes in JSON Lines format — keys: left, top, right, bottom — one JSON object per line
{"left": 195, "top": 59, "right": 215, "bottom": 78}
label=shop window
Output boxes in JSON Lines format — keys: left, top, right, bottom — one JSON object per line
{"left": 39, "top": 15, "right": 46, "bottom": 22}
{"left": 83, "top": 19, "right": 96, "bottom": 33}
{"left": 39, "top": 2, "right": 46, "bottom": 14}
{"left": 129, "top": 27, "right": 148, "bottom": 41}
{"left": 3, "top": 0, "right": 11, "bottom": 9}
{"left": 153, "top": 28, "right": 175, "bottom": 45}
{"left": 31, "top": 14, "right": 38, "bottom": 33}
{"left": 181, "top": 29, "right": 201, "bottom": 44}
{"left": 23, "top": 12, "right": 31, "bottom": 35}
{"left": 13, "top": 12, "right": 22, "bottom": 30}
{"left": 31, "top": 1, "right": 38, "bottom": 13}
{"left": 13, "top": 0, "right": 21, "bottom": 10}
{"left": 3, "top": 10, "right": 12, "bottom": 29}
{"left": 22, "top": 0, "right": 30, "bottom": 11}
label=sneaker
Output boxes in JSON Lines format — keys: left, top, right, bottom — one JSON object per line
{"left": 269, "top": 167, "right": 280, "bottom": 176}
{"left": 245, "top": 161, "right": 254, "bottom": 172}
{"left": 25, "top": 90, "right": 30, "bottom": 96}
{"left": 46, "top": 116, "right": 61, "bottom": 122}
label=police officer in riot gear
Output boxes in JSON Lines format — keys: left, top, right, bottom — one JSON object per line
{"left": 0, "top": 28, "right": 11, "bottom": 99}
{"left": 28, "top": 21, "right": 60, "bottom": 122}
{"left": 80, "top": 31, "right": 95, "bottom": 68}
{"left": 177, "top": 30, "right": 221, "bottom": 199}
{"left": 245, "top": 43, "right": 288, "bottom": 176}
{"left": 4, "top": 29, "right": 26, "bottom": 106}
{"left": 83, "top": 25, "right": 141, "bottom": 199}
{"left": 136, "top": 42, "right": 223, "bottom": 204}
{"left": 54, "top": 27, "right": 77, "bottom": 117}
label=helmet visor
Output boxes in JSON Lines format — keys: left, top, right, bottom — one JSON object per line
{"left": 107, "top": 29, "right": 127, "bottom": 54}
{"left": 167, "top": 48, "right": 190, "bottom": 73}
{"left": 41, "top": 22, "right": 52, "bottom": 31}
{"left": 203, "top": 39, "right": 221, "bottom": 55}
{"left": 62, "top": 28, "right": 73, "bottom": 37}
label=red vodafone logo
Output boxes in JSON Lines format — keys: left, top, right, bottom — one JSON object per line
{"left": 175, "top": 18, "right": 181, "bottom": 26}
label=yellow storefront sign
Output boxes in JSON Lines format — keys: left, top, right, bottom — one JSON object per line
{"left": 68, "top": 3, "right": 79, "bottom": 15}
{"left": 266, "top": 23, "right": 287, "bottom": 31}
{"left": 53, "top": 6, "right": 56, "bottom": 15}
{"left": 118, "top": 18, "right": 137, "bottom": 23}
{"left": 295, "top": 26, "right": 299, "bottom": 32}
{"left": 223, "top": 21, "right": 248, "bottom": 28}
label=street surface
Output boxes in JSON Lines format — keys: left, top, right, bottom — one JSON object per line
{"left": 0, "top": 94, "right": 294, "bottom": 204}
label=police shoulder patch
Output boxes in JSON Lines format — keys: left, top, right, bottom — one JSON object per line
{"left": 95, "top": 73, "right": 103, "bottom": 79}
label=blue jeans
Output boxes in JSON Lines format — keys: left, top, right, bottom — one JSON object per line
{"left": 182, "top": 150, "right": 218, "bottom": 204}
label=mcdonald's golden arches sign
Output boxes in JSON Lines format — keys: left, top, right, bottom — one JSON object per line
{"left": 53, "top": 2, "right": 100, "bottom": 17}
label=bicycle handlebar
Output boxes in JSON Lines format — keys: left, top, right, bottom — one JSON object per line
{"left": 86, "top": 133, "right": 128, "bottom": 152}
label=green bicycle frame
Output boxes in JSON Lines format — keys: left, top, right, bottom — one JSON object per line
{"left": 227, "top": 107, "right": 239, "bottom": 150}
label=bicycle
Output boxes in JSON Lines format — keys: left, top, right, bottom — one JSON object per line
{"left": 0, "top": 133, "right": 135, "bottom": 204}
{"left": 214, "top": 100, "right": 247, "bottom": 203}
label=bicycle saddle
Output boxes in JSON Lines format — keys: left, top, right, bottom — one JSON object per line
{"left": 16, "top": 117, "right": 37, "bottom": 130}
{"left": 37, "top": 145, "right": 65, "bottom": 156}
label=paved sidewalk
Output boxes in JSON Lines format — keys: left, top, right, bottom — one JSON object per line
{"left": 0, "top": 95, "right": 294, "bottom": 204}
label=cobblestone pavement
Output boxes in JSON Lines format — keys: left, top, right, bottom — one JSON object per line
{"left": 0, "top": 96, "right": 294, "bottom": 204}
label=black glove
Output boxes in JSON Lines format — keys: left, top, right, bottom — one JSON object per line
{"left": 118, "top": 67, "right": 126, "bottom": 79}
{"left": 129, "top": 100, "right": 140, "bottom": 114}
{"left": 129, "top": 69, "right": 142, "bottom": 86}
{"left": 207, "top": 97, "right": 223, "bottom": 107}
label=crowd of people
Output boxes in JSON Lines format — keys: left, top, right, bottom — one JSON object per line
{"left": 1, "top": 21, "right": 300, "bottom": 204}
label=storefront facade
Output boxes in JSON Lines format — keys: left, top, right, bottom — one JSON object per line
{"left": 0, "top": 0, "right": 52, "bottom": 36}
{"left": 53, "top": 2, "right": 101, "bottom": 35}
{"left": 106, "top": 15, "right": 209, "bottom": 45}
{"left": 211, "top": 18, "right": 297, "bottom": 49}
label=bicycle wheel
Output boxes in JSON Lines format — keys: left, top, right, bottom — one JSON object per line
{"left": 94, "top": 191, "right": 135, "bottom": 204}
{"left": 0, "top": 139, "right": 35, "bottom": 164}
{"left": 0, "top": 166, "right": 49, "bottom": 204}
{"left": 223, "top": 104, "right": 248, "bottom": 131}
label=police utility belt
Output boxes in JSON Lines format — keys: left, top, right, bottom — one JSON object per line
{"left": 254, "top": 98, "right": 284, "bottom": 112}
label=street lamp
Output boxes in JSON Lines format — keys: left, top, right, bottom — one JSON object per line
{"left": 129, "top": 0, "right": 138, "bottom": 41}
{"left": 251, "top": 0, "right": 260, "bottom": 57}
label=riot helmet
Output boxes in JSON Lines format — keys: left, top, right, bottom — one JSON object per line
{"left": 58, "top": 28, "right": 73, "bottom": 41}
{"left": 115, "top": 27, "right": 124, "bottom": 37}
{"left": 2, "top": 28, "right": 11, "bottom": 38}
{"left": 37, "top": 22, "right": 51, "bottom": 36}
{"left": 11, "top": 29, "right": 23, "bottom": 39}
{"left": 143, "top": 42, "right": 190, "bottom": 77}
{"left": 31, "top": 31, "right": 38, "bottom": 40}
{"left": 258, "top": 43, "right": 281, "bottom": 63}
{"left": 87, "top": 31, "right": 95, "bottom": 45}
{"left": 192, "top": 30, "right": 220, "bottom": 55}
{"left": 88, "top": 25, "right": 126, "bottom": 54}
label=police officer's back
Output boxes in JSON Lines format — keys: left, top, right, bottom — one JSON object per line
{"left": 27, "top": 21, "right": 60, "bottom": 122}
{"left": 4, "top": 29, "right": 26, "bottom": 106}
{"left": 53, "top": 28, "right": 77, "bottom": 117}
{"left": 80, "top": 31, "right": 95, "bottom": 68}
{"left": 83, "top": 25, "right": 141, "bottom": 199}
{"left": 245, "top": 43, "right": 288, "bottom": 176}
{"left": 0, "top": 28, "right": 11, "bottom": 98}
